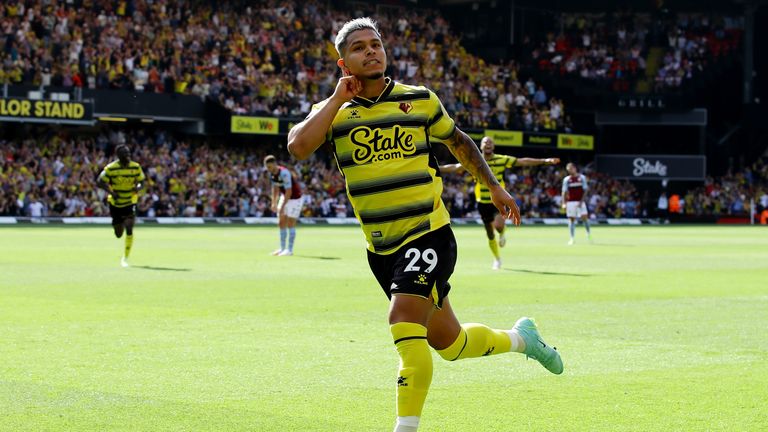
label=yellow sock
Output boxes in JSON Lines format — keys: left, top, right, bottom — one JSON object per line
{"left": 124, "top": 234, "right": 133, "bottom": 258}
{"left": 391, "top": 322, "right": 432, "bottom": 418}
{"left": 437, "top": 323, "right": 513, "bottom": 361}
{"left": 488, "top": 239, "right": 500, "bottom": 259}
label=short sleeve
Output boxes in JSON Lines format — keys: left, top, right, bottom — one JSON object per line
{"left": 280, "top": 169, "right": 292, "bottom": 188}
{"left": 426, "top": 90, "right": 456, "bottom": 140}
{"left": 581, "top": 175, "right": 588, "bottom": 191}
{"left": 505, "top": 156, "right": 517, "bottom": 169}
{"left": 137, "top": 166, "right": 146, "bottom": 182}
{"left": 310, "top": 101, "right": 333, "bottom": 143}
{"left": 561, "top": 177, "right": 568, "bottom": 194}
{"left": 98, "top": 169, "right": 108, "bottom": 182}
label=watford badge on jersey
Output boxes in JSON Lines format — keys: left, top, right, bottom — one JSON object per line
{"left": 399, "top": 102, "right": 413, "bottom": 114}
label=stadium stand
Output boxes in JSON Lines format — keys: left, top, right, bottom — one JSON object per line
{"left": 0, "top": 2, "right": 763, "bottom": 223}
{"left": 0, "top": 0, "right": 568, "bottom": 131}
{"left": 523, "top": 10, "right": 743, "bottom": 93}
{"left": 2, "top": 128, "right": 765, "bottom": 219}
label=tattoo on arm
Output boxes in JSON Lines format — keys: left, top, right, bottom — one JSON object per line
{"left": 443, "top": 128, "right": 499, "bottom": 188}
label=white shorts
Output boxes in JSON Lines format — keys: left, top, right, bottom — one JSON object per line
{"left": 279, "top": 196, "right": 304, "bottom": 219}
{"left": 566, "top": 201, "right": 588, "bottom": 218}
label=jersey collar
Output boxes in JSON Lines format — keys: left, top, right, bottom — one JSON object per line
{"left": 350, "top": 77, "right": 394, "bottom": 108}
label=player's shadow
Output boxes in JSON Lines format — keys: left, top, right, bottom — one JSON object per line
{"left": 133, "top": 265, "right": 192, "bottom": 272}
{"left": 504, "top": 268, "right": 593, "bottom": 277}
{"left": 295, "top": 255, "right": 341, "bottom": 260}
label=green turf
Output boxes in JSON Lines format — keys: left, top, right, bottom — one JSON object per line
{"left": 1, "top": 225, "right": 767, "bottom": 431}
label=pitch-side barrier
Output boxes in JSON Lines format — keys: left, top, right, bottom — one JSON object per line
{"left": 0, "top": 217, "right": 664, "bottom": 225}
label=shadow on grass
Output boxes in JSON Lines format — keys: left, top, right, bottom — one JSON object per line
{"left": 133, "top": 265, "right": 192, "bottom": 272}
{"left": 504, "top": 268, "right": 593, "bottom": 277}
{"left": 296, "top": 255, "right": 342, "bottom": 260}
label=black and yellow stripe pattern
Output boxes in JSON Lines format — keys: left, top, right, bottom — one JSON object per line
{"left": 98, "top": 160, "right": 146, "bottom": 207}
{"left": 313, "top": 79, "right": 455, "bottom": 254}
{"left": 474, "top": 154, "right": 516, "bottom": 203}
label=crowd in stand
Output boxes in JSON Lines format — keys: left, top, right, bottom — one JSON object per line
{"left": 2, "top": 129, "right": 765, "bottom": 221}
{"left": 0, "top": 0, "right": 569, "bottom": 132}
{"left": 525, "top": 11, "right": 742, "bottom": 92}
{"left": 0, "top": 2, "right": 759, "bottom": 221}
{"left": 656, "top": 14, "right": 742, "bottom": 90}
{"left": 659, "top": 159, "right": 768, "bottom": 217}
{"left": 527, "top": 11, "right": 651, "bottom": 92}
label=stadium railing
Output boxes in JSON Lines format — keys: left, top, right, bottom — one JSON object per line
{"left": 0, "top": 217, "right": 664, "bottom": 226}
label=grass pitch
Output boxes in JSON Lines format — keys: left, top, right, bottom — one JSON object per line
{"left": 1, "top": 225, "right": 767, "bottom": 431}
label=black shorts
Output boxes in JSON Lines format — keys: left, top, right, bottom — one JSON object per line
{"left": 367, "top": 225, "right": 457, "bottom": 308}
{"left": 109, "top": 204, "right": 136, "bottom": 226}
{"left": 477, "top": 202, "right": 499, "bottom": 224}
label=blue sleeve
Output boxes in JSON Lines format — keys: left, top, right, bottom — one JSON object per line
{"left": 280, "top": 169, "right": 292, "bottom": 189}
{"left": 581, "top": 175, "right": 588, "bottom": 192}
{"left": 561, "top": 177, "right": 568, "bottom": 194}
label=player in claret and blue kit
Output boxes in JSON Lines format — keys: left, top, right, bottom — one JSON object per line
{"left": 264, "top": 155, "right": 303, "bottom": 256}
{"left": 561, "top": 162, "right": 592, "bottom": 244}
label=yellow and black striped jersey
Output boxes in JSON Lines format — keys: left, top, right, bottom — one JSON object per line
{"left": 98, "top": 160, "right": 146, "bottom": 207}
{"left": 313, "top": 78, "right": 456, "bottom": 255}
{"left": 474, "top": 154, "right": 516, "bottom": 203}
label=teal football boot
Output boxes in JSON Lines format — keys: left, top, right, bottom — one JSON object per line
{"left": 513, "top": 317, "right": 563, "bottom": 375}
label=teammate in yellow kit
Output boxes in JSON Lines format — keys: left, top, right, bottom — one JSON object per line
{"left": 98, "top": 145, "right": 145, "bottom": 267}
{"left": 442, "top": 137, "right": 559, "bottom": 269}
{"left": 287, "top": 17, "right": 563, "bottom": 432}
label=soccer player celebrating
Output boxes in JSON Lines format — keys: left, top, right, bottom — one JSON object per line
{"left": 287, "top": 18, "right": 563, "bottom": 432}
{"left": 264, "top": 155, "right": 303, "bottom": 256}
{"left": 561, "top": 162, "right": 592, "bottom": 244}
{"left": 442, "top": 136, "right": 558, "bottom": 269}
{"left": 97, "top": 145, "right": 145, "bottom": 267}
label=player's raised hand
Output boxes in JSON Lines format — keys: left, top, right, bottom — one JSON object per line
{"left": 331, "top": 68, "right": 362, "bottom": 103}
{"left": 547, "top": 158, "right": 561, "bottom": 165}
{"left": 490, "top": 185, "right": 521, "bottom": 226}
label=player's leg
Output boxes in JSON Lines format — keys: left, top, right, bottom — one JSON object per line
{"left": 272, "top": 211, "right": 287, "bottom": 255}
{"left": 429, "top": 297, "right": 522, "bottom": 357}
{"left": 122, "top": 214, "right": 135, "bottom": 267}
{"left": 566, "top": 202, "right": 576, "bottom": 244}
{"left": 389, "top": 292, "right": 435, "bottom": 432}
{"left": 281, "top": 216, "right": 297, "bottom": 256}
{"left": 580, "top": 208, "right": 592, "bottom": 241}
{"left": 113, "top": 222, "right": 124, "bottom": 239}
{"left": 480, "top": 204, "right": 501, "bottom": 269}
{"left": 493, "top": 213, "right": 507, "bottom": 247}
{"left": 281, "top": 199, "right": 301, "bottom": 255}
{"left": 485, "top": 221, "right": 501, "bottom": 270}
{"left": 429, "top": 297, "right": 563, "bottom": 374}
{"left": 110, "top": 204, "right": 124, "bottom": 238}
{"left": 372, "top": 228, "right": 451, "bottom": 432}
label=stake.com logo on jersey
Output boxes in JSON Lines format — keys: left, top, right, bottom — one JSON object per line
{"left": 350, "top": 125, "right": 417, "bottom": 164}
